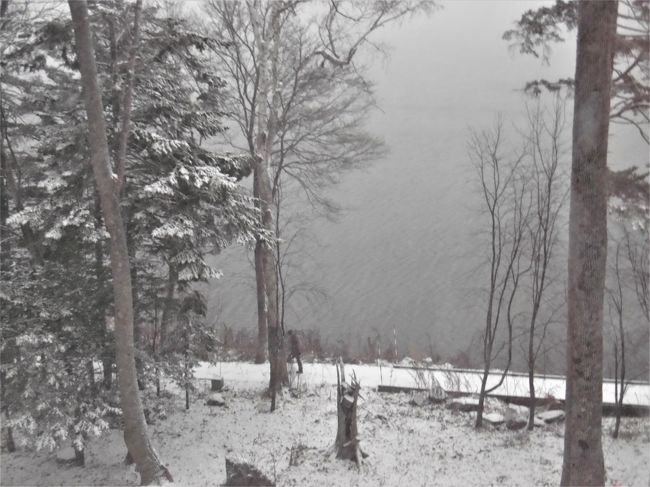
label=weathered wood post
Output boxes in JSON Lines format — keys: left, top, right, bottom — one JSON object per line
{"left": 334, "top": 359, "right": 365, "bottom": 466}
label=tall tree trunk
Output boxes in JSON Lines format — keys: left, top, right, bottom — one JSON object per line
{"left": 249, "top": 0, "right": 287, "bottom": 407}
{"left": 254, "top": 240, "right": 267, "bottom": 363}
{"left": 68, "top": 2, "right": 170, "bottom": 483}
{"left": 253, "top": 169, "right": 267, "bottom": 364}
{"left": 561, "top": 2, "right": 617, "bottom": 486}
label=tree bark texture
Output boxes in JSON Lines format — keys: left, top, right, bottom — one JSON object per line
{"left": 561, "top": 2, "right": 617, "bottom": 486}
{"left": 68, "top": 2, "right": 170, "bottom": 483}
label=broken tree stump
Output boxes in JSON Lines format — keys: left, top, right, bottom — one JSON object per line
{"left": 334, "top": 359, "right": 365, "bottom": 466}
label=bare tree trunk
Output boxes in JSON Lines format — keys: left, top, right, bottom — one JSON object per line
{"left": 475, "top": 362, "right": 490, "bottom": 428}
{"left": 612, "top": 342, "right": 621, "bottom": 438}
{"left": 523, "top": 96, "right": 567, "bottom": 431}
{"left": 254, "top": 170, "right": 267, "bottom": 364}
{"left": 68, "top": 2, "right": 171, "bottom": 483}
{"left": 254, "top": 242, "right": 267, "bottom": 364}
{"left": 609, "top": 242, "right": 627, "bottom": 439}
{"left": 248, "top": 0, "right": 287, "bottom": 408}
{"left": 527, "top": 354, "right": 536, "bottom": 430}
{"left": 561, "top": 2, "right": 617, "bottom": 485}
{"left": 615, "top": 322, "right": 626, "bottom": 437}
{"left": 470, "top": 122, "right": 527, "bottom": 428}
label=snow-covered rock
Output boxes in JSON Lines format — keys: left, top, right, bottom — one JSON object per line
{"left": 483, "top": 413, "right": 505, "bottom": 426}
{"left": 400, "top": 357, "right": 415, "bottom": 366}
{"left": 505, "top": 405, "right": 529, "bottom": 430}
{"left": 506, "top": 404, "right": 529, "bottom": 417}
{"left": 206, "top": 392, "right": 226, "bottom": 407}
{"left": 447, "top": 397, "right": 480, "bottom": 412}
{"left": 536, "top": 410, "right": 565, "bottom": 423}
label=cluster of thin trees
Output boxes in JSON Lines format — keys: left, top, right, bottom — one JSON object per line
{"left": 469, "top": 96, "right": 569, "bottom": 431}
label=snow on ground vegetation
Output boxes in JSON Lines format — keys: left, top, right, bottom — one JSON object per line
{"left": 1, "top": 364, "right": 649, "bottom": 486}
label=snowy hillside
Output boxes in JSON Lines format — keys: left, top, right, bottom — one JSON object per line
{"left": 2, "top": 365, "right": 648, "bottom": 486}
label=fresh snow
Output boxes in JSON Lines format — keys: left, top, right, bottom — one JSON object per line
{"left": 2, "top": 362, "right": 648, "bottom": 487}
{"left": 537, "top": 410, "right": 566, "bottom": 423}
{"left": 193, "top": 362, "right": 650, "bottom": 407}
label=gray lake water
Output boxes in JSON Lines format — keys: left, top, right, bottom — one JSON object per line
{"left": 206, "top": 1, "right": 648, "bottom": 371}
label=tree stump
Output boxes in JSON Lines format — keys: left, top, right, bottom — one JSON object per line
{"left": 334, "top": 360, "right": 365, "bottom": 466}
{"left": 211, "top": 378, "right": 224, "bottom": 392}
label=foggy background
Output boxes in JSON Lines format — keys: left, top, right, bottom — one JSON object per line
{"left": 206, "top": 1, "right": 648, "bottom": 372}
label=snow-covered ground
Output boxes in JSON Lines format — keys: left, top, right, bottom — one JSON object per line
{"left": 195, "top": 361, "right": 650, "bottom": 407}
{"left": 2, "top": 363, "right": 648, "bottom": 486}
